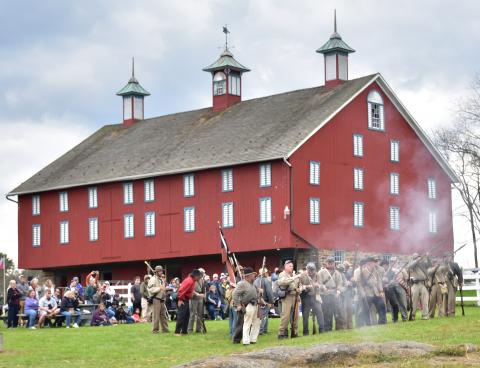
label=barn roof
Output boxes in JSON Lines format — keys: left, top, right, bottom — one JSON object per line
{"left": 8, "top": 73, "right": 457, "bottom": 196}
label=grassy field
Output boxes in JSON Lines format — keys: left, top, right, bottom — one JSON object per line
{"left": 1, "top": 307, "right": 479, "bottom": 368}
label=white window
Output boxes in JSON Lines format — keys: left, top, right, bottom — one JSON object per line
{"left": 228, "top": 74, "right": 241, "bottom": 96}
{"left": 124, "top": 214, "right": 134, "bottom": 238}
{"left": 354, "top": 202, "right": 364, "bottom": 228}
{"left": 222, "top": 202, "right": 234, "bottom": 228}
{"left": 144, "top": 179, "right": 155, "bottom": 202}
{"left": 428, "top": 178, "right": 437, "bottom": 199}
{"left": 32, "top": 195, "right": 40, "bottom": 216}
{"left": 123, "top": 96, "right": 132, "bottom": 120}
{"left": 60, "top": 221, "right": 69, "bottom": 244}
{"left": 390, "top": 207, "right": 400, "bottom": 231}
{"left": 353, "top": 134, "right": 363, "bottom": 157}
{"left": 213, "top": 72, "right": 226, "bottom": 96}
{"left": 309, "top": 198, "right": 320, "bottom": 224}
{"left": 429, "top": 211, "right": 437, "bottom": 233}
{"left": 382, "top": 253, "right": 392, "bottom": 262}
{"left": 260, "top": 163, "right": 271, "bottom": 187}
{"left": 354, "top": 168, "right": 364, "bottom": 191}
{"left": 325, "top": 53, "right": 337, "bottom": 81}
{"left": 260, "top": 197, "right": 272, "bottom": 224}
{"left": 145, "top": 212, "right": 155, "bottom": 236}
{"left": 390, "top": 173, "right": 399, "bottom": 195}
{"left": 390, "top": 140, "right": 399, "bottom": 162}
{"left": 184, "top": 207, "right": 195, "bottom": 232}
{"left": 32, "top": 224, "right": 41, "bottom": 247}
{"left": 222, "top": 169, "right": 233, "bottom": 192}
{"left": 59, "top": 192, "right": 68, "bottom": 212}
{"left": 184, "top": 174, "right": 195, "bottom": 197}
{"left": 334, "top": 250, "right": 345, "bottom": 265}
{"left": 124, "top": 182, "right": 134, "bottom": 204}
{"left": 367, "top": 90, "right": 384, "bottom": 131}
{"left": 88, "top": 187, "right": 98, "bottom": 209}
{"left": 89, "top": 217, "right": 98, "bottom": 241}
{"left": 309, "top": 161, "right": 320, "bottom": 185}
{"left": 133, "top": 96, "right": 143, "bottom": 120}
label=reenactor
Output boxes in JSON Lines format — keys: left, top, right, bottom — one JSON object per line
{"left": 355, "top": 257, "right": 387, "bottom": 325}
{"left": 299, "top": 262, "right": 325, "bottom": 335}
{"left": 384, "top": 257, "right": 408, "bottom": 322}
{"left": 342, "top": 261, "right": 355, "bottom": 329}
{"left": 428, "top": 258, "right": 449, "bottom": 318}
{"left": 335, "top": 263, "right": 348, "bottom": 330}
{"left": 318, "top": 257, "right": 344, "bottom": 331}
{"left": 147, "top": 265, "right": 169, "bottom": 333}
{"left": 253, "top": 267, "right": 274, "bottom": 335}
{"left": 443, "top": 251, "right": 463, "bottom": 316}
{"left": 277, "top": 260, "right": 301, "bottom": 339}
{"left": 369, "top": 256, "right": 385, "bottom": 325}
{"left": 187, "top": 268, "right": 206, "bottom": 333}
{"left": 406, "top": 253, "right": 431, "bottom": 320}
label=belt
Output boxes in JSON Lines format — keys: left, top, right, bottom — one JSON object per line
{"left": 154, "top": 297, "right": 165, "bottom": 302}
{"left": 412, "top": 280, "right": 425, "bottom": 284}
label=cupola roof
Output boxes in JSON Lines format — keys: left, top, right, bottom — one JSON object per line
{"left": 117, "top": 58, "right": 151, "bottom": 96}
{"left": 316, "top": 10, "right": 355, "bottom": 55}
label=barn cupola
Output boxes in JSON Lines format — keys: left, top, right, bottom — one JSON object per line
{"left": 203, "top": 26, "right": 250, "bottom": 112}
{"left": 316, "top": 10, "right": 355, "bottom": 88}
{"left": 116, "top": 58, "right": 150, "bottom": 126}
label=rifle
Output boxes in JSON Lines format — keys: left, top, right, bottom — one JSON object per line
{"left": 408, "top": 269, "right": 414, "bottom": 321}
{"left": 259, "top": 256, "right": 267, "bottom": 321}
{"left": 201, "top": 280, "right": 208, "bottom": 333}
{"left": 291, "top": 249, "right": 299, "bottom": 338}
{"left": 454, "top": 242, "right": 468, "bottom": 255}
{"left": 460, "top": 278, "right": 465, "bottom": 317}
{"left": 144, "top": 260, "right": 155, "bottom": 274}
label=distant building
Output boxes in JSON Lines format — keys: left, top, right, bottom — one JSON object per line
{"left": 8, "top": 18, "right": 456, "bottom": 284}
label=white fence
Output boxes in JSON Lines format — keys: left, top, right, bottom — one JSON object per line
{"left": 456, "top": 269, "right": 480, "bottom": 306}
{"left": 111, "top": 283, "right": 132, "bottom": 307}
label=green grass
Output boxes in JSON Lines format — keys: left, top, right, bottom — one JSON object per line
{"left": 1, "top": 307, "right": 479, "bottom": 368}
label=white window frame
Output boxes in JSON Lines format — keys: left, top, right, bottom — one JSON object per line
{"left": 353, "top": 134, "right": 363, "bottom": 157}
{"left": 309, "top": 198, "right": 320, "bottom": 224}
{"left": 222, "top": 202, "right": 234, "bottom": 228}
{"left": 389, "top": 206, "right": 400, "bottom": 231}
{"left": 259, "top": 163, "right": 271, "bottom": 188}
{"left": 390, "top": 140, "right": 399, "bottom": 162}
{"left": 89, "top": 217, "right": 98, "bottom": 242}
{"left": 32, "top": 224, "right": 41, "bottom": 247}
{"left": 124, "top": 182, "right": 134, "bottom": 204}
{"left": 334, "top": 250, "right": 345, "bottom": 265}
{"left": 59, "top": 191, "right": 68, "bottom": 212}
{"left": 124, "top": 214, "right": 134, "bottom": 239}
{"left": 60, "top": 220, "right": 69, "bottom": 244}
{"left": 213, "top": 72, "right": 226, "bottom": 96}
{"left": 32, "top": 195, "right": 41, "bottom": 216}
{"left": 222, "top": 169, "right": 233, "bottom": 192}
{"left": 145, "top": 211, "right": 155, "bottom": 237}
{"left": 259, "top": 197, "right": 272, "bottom": 224}
{"left": 429, "top": 211, "right": 437, "bottom": 233}
{"left": 354, "top": 201, "right": 364, "bottom": 228}
{"left": 88, "top": 187, "right": 98, "bottom": 209}
{"left": 228, "top": 74, "right": 241, "bottom": 96}
{"left": 390, "top": 173, "right": 400, "bottom": 195}
{"left": 184, "top": 207, "right": 195, "bottom": 232}
{"left": 309, "top": 161, "right": 320, "bottom": 185}
{"left": 144, "top": 179, "right": 155, "bottom": 202}
{"left": 382, "top": 253, "right": 392, "bottom": 262}
{"left": 428, "top": 178, "right": 437, "bottom": 199}
{"left": 184, "top": 174, "right": 195, "bottom": 197}
{"left": 367, "top": 90, "right": 385, "bottom": 131}
{"left": 354, "top": 168, "right": 364, "bottom": 191}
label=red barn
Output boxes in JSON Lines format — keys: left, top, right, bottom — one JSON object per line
{"left": 8, "top": 23, "right": 456, "bottom": 284}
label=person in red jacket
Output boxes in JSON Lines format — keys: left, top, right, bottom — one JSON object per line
{"left": 175, "top": 269, "right": 203, "bottom": 336}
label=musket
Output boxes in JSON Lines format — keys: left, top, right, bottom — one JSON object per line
{"left": 290, "top": 248, "right": 299, "bottom": 338}
{"left": 460, "top": 267, "right": 465, "bottom": 317}
{"left": 259, "top": 256, "right": 267, "bottom": 321}
{"left": 454, "top": 242, "right": 468, "bottom": 255}
{"left": 408, "top": 269, "right": 414, "bottom": 321}
{"left": 144, "top": 260, "right": 155, "bottom": 274}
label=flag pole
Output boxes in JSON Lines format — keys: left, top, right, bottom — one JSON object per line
{"left": 2, "top": 258, "right": 5, "bottom": 306}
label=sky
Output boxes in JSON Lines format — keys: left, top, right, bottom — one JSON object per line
{"left": 1, "top": 0, "right": 479, "bottom": 268}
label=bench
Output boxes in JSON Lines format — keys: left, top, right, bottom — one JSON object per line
{"left": 17, "top": 313, "right": 82, "bottom": 327}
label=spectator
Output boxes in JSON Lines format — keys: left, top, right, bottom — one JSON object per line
{"left": 140, "top": 274, "right": 152, "bottom": 322}
{"left": 25, "top": 289, "right": 39, "bottom": 329}
{"left": 85, "top": 278, "right": 97, "bottom": 304}
{"left": 43, "top": 279, "right": 55, "bottom": 296}
{"left": 6, "top": 280, "right": 21, "bottom": 328}
{"left": 60, "top": 289, "right": 81, "bottom": 328}
{"left": 29, "top": 277, "right": 42, "bottom": 299}
{"left": 91, "top": 303, "right": 111, "bottom": 326}
{"left": 206, "top": 284, "right": 221, "bottom": 320}
{"left": 38, "top": 288, "right": 60, "bottom": 328}
{"left": 225, "top": 282, "right": 237, "bottom": 337}
{"left": 53, "top": 288, "right": 62, "bottom": 303}
{"left": 213, "top": 274, "right": 226, "bottom": 319}
{"left": 115, "top": 303, "right": 134, "bottom": 324}
{"left": 85, "top": 270, "right": 100, "bottom": 287}
{"left": 17, "top": 275, "right": 29, "bottom": 322}
{"left": 72, "top": 277, "right": 84, "bottom": 301}
{"left": 271, "top": 267, "right": 280, "bottom": 283}
{"left": 104, "top": 281, "right": 116, "bottom": 301}
{"left": 130, "top": 276, "right": 142, "bottom": 316}
{"left": 132, "top": 308, "right": 141, "bottom": 323}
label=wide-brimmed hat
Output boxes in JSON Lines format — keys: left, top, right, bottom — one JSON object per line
{"left": 154, "top": 265, "right": 164, "bottom": 272}
{"left": 326, "top": 256, "right": 335, "bottom": 263}
{"left": 243, "top": 267, "right": 257, "bottom": 277}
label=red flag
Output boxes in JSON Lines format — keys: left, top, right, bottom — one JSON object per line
{"left": 219, "top": 224, "right": 240, "bottom": 285}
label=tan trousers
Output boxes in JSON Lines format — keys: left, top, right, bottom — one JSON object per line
{"left": 152, "top": 299, "right": 169, "bottom": 332}
{"left": 429, "top": 284, "right": 446, "bottom": 318}
{"left": 188, "top": 298, "right": 204, "bottom": 333}
{"left": 141, "top": 298, "right": 152, "bottom": 322}
{"left": 279, "top": 294, "right": 299, "bottom": 336}
{"left": 446, "top": 280, "right": 457, "bottom": 316}
{"left": 243, "top": 304, "right": 261, "bottom": 344}
{"left": 411, "top": 283, "right": 429, "bottom": 319}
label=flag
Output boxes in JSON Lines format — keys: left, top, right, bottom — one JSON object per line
{"left": 0, "top": 257, "right": 4, "bottom": 270}
{"left": 219, "top": 224, "right": 240, "bottom": 285}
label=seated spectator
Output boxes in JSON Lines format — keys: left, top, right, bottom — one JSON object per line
{"left": 38, "top": 289, "right": 60, "bottom": 328}
{"left": 91, "top": 303, "right": 111, "bottom": 326}
{"left": 43, "top": 279, "right": 55, "bottom": 296}
{"left": 28, "top": 278, "right": 42, "bottom": 299}
{"left": 7, "top": 280, "right": 21, "bottom": 328}
{"left": 85, "top": 270, "right": 100, "bottom": 287}
{"left": 116, "top": 303, "right": 134, "bottom": 324}
{"left": 132, "top": 308, "right": 141, "bottom": 323}
{"left": 53, "top": 288, "right": 62, "bottom": 303}
{"left": 85, "top": 278, "right": 97, "bottom": 304}
{"left": 72, "top": 277, "right": 84, "bottom": 301}
{"left": 60, "top": 290, "right": 81, "bottom": 328}
{"left": 25, "top": 289, "right": 39, "bottom": 329}
{"left": 206, "top": 284, "right": 221, "bottom": 320}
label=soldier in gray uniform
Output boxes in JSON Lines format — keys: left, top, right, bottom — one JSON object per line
{"left": 342, "top": 261, "right": 355, "bottom": 329}
{"left": 428, "top": 258, "right": 449, "bottom": 318}
{"left": 444, "top": 251, "right": 463, "bottom": 316}
{"left": 299, "top": 262, "right": 325, "bottom": 335}
{"left": 355, "top": 257, "right": 386, "bottom": 325}
{"left": 254, "top": 267, "right": 274, "bottom": 335}
{"left": 318, "top": 257, "right": 344, "bottom": 331}
{"left": 277, "top": 260, "right": 301, "bottom": 338}
{"left": 383, "top": 257, "right": 408, "bottom": 322}
{"left": 406, "top": 253, "right": 431, "bottom": 320}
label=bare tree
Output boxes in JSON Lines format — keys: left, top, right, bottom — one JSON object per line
{"left": 434, "top": 75, "right": 480, "bottom": 267}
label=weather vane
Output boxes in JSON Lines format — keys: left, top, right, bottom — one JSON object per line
{"left": 223, "top": 25, "right": 230, "bottom": 51}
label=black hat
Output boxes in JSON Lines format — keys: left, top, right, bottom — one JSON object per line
{"left": 191, "top": 269, "right": 202, "bottom": 277}
{"left": 243, "top": 267, "right": 257, "bottom": 277}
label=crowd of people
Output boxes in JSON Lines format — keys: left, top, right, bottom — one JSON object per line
{"left": 4, "top": 250, "right": 464, "bottom": 345}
